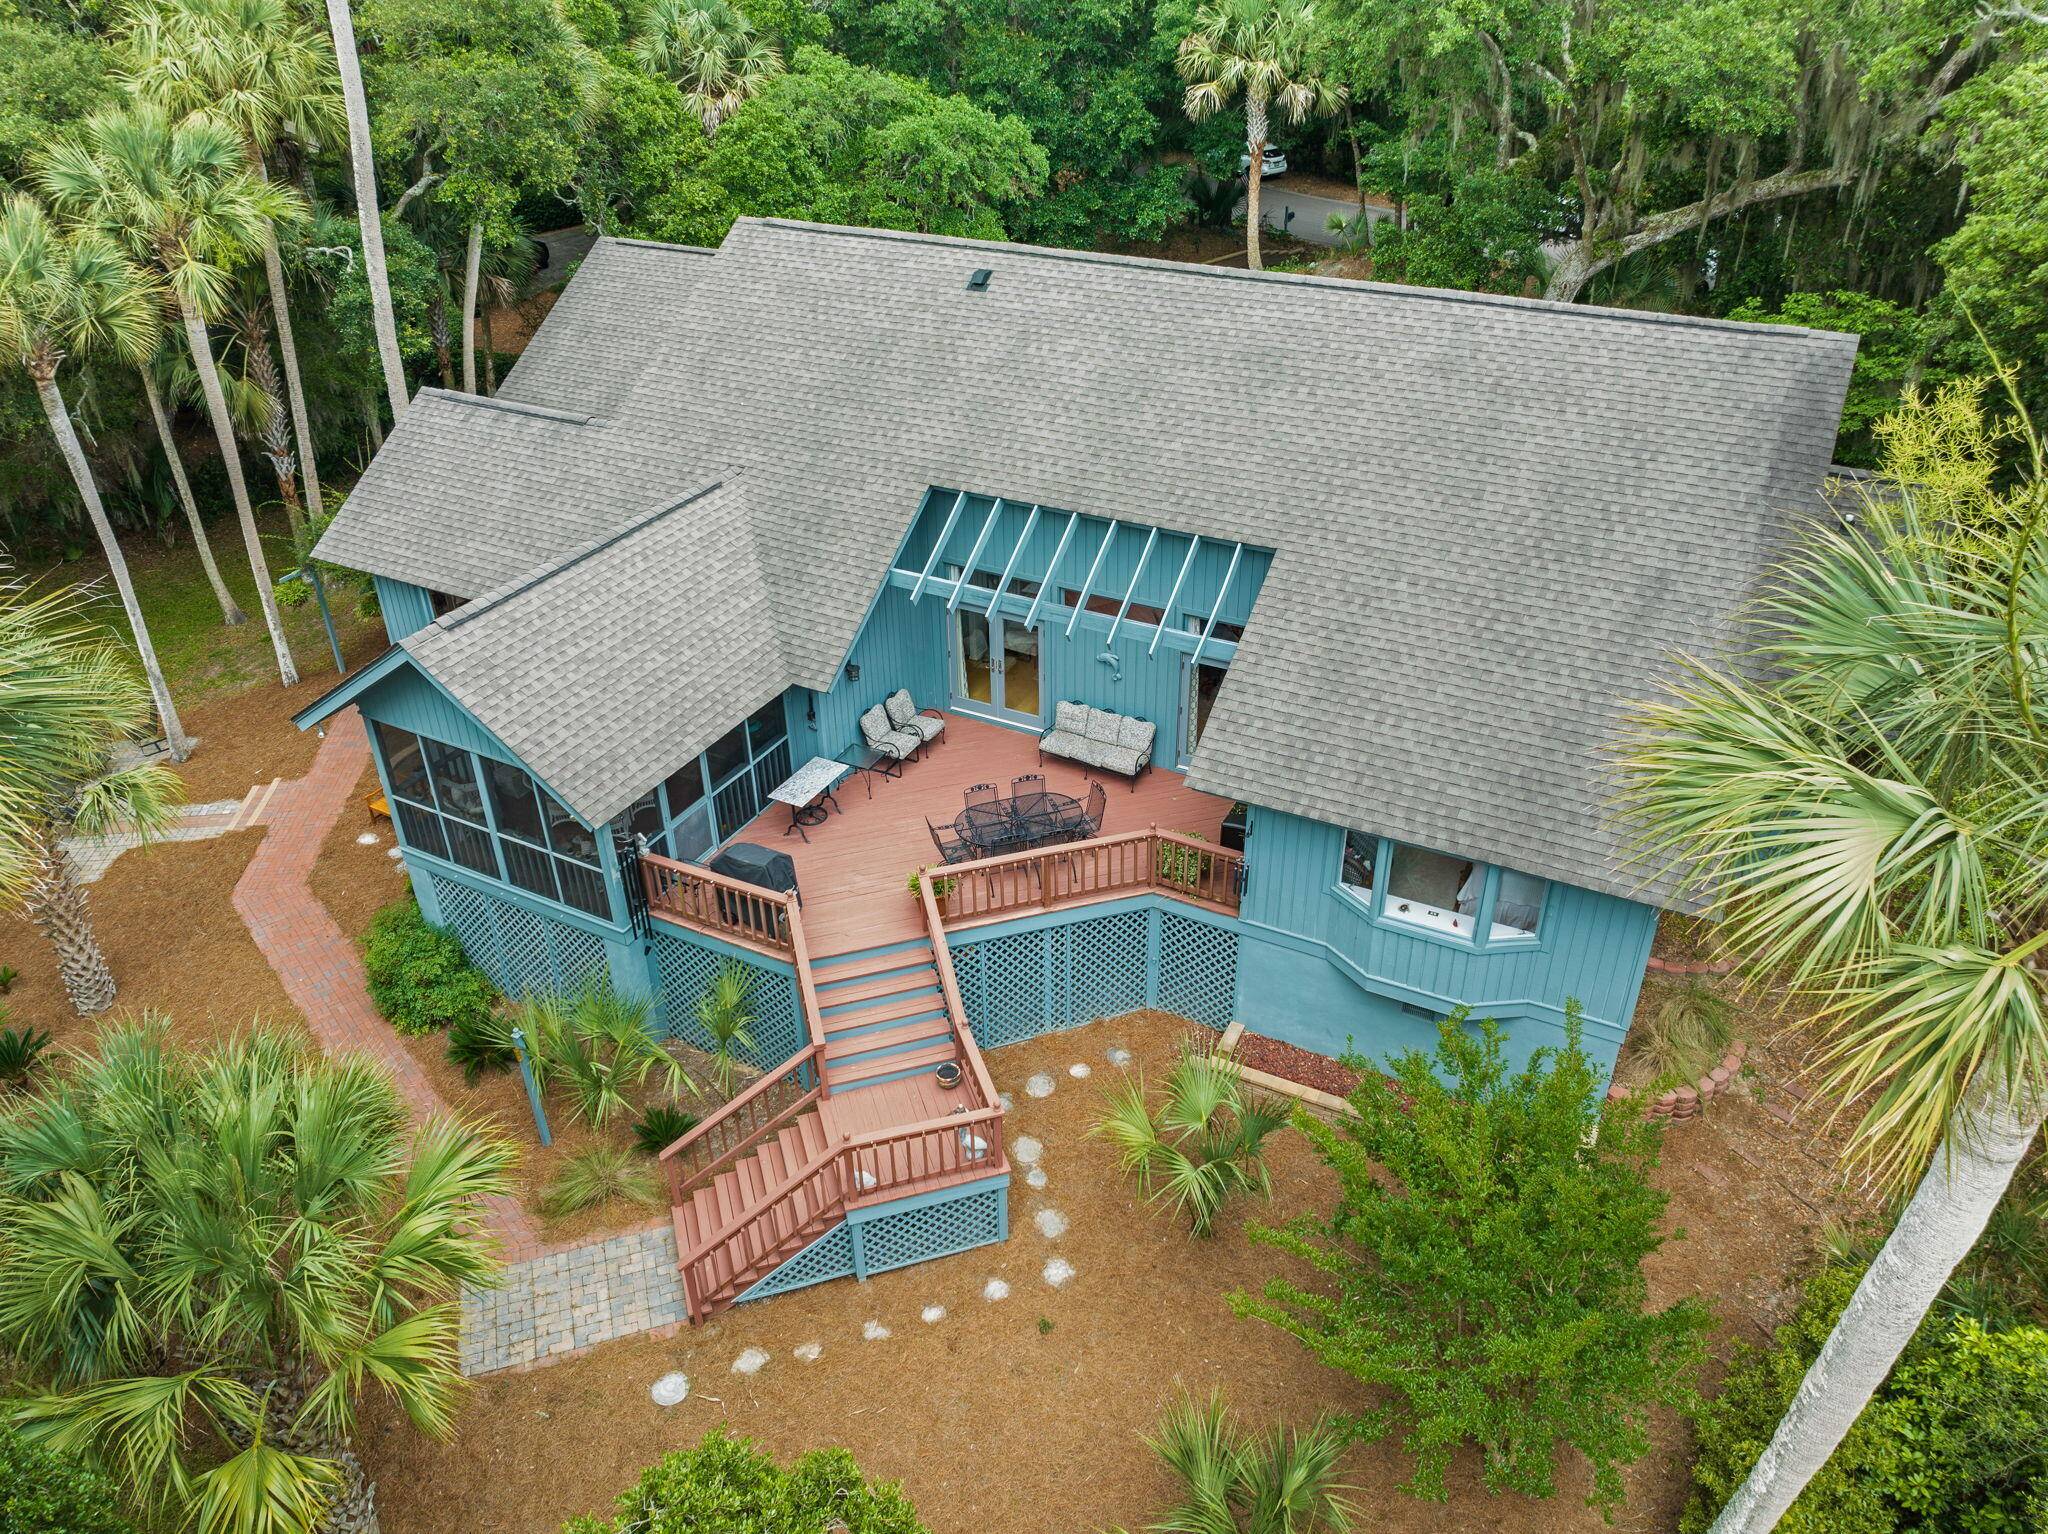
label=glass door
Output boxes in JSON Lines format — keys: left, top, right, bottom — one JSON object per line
{"left": 951, "top": 605, "right": 1043, "bottom": 723}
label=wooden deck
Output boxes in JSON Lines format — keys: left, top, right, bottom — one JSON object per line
{"left": 730, "top": 713, "right": 1235, "bottom": 956}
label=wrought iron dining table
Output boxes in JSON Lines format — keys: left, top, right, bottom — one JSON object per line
{"left": 953, "top": 789, "right": 1081, "bottom": 855}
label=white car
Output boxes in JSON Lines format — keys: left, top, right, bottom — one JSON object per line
{"left": 1238, "top": 145, "right": 1287, "bottom": 177}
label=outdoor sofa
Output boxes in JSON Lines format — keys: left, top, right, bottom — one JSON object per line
{"left": 1038, "top": 701, "right": 1154, "bottom": 785}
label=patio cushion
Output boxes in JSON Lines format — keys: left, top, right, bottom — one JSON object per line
{"left": 1053, "top": 700, "right": 1089, "bottom": 736}
{"left": 1040, "top": 728, "right": 1086, "bottom": 759}
{"left": 883, "top": 690, "right": 917, "bottom": 729}
{"left": 860, "top": 705, "right": 920, "bottom": 760}
{"left": 1087, "top": 743, "right": 1144, "bottom": 777}
{"left": 1083, "top": 708, "right": 1124, "bottom": 744}
{"left": 1116, "top": 715, "right": 1154, "bottom": 755}
{"left": 859, "top": 704, "right": 892, "bottom": 743}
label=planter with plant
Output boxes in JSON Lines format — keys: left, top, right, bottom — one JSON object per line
{"left": 1608, "top": 974, "right": 1751, "bottom": 1123}
{"left": 906, "top": 869, "right": 957, "bottom": 901}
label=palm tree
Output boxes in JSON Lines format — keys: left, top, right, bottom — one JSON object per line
{"left": 323, "top": 0, "right": 409, "bottom": 420}
{"left": 0, "top": 194, "right": 190, "bottom": 762}
{"left": 696, "top": 958, "right": 757, "bottom": 1100}
{"left": 1091, "top": 1044, "right": 1289, "bottom": 1236}
{"left": 0, "top": 1020, "right": 515, "bottom": 1534}
{"left": 121, "top": 0, "right": 344, "bottom": 524}
{"left": 635, "top": 0, "right": 782, "bottom": 137}
{"left": 1176, "top": 0, "right": 1345, "bottom": 272}
{"left": 0, "top": 578, "right": 184, "bottom": 1015}
{"left": 1117, "top": 1392, "right": 1355, "bottom": 1534}
{"left": 35, "top": 103, "right": 305, "bottom": 688}
{"left": 1617, "top": 378, "right": 2047, "bottom": 1534}
{"left": 136, "top": 347, "right": 246, "bottom": 624}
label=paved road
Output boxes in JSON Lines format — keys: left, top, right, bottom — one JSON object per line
{"left": 1232, "top": 182, "right": 1399, "bottom": 248}
{"left": 531, "top": 225, "right": 597, "bottom": 290}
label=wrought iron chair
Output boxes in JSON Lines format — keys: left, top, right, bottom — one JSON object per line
{"left": 963, "top": 782, "right": 998, "bottom": 809}
{"left": 926, "top": 816, "right": 973, "bottom": 865}
{"left": 1076, "top": 780, "right": 1108, "bottom": 838}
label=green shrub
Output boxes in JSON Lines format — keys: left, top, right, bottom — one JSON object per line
{"left": 1683, "top": 1264, "right": 2048, "bottom": 1533}
{"left": 0, "top": 1424, "right": 138, "bottom": 1533}
{"left": 538, "top": 1146, "right": 661, "bottom": 1219}
{"left": 361, "top": 901, "right": 496, "bottom": 1037}
{"left": 1233, "top": 1007, "right": 1711, "bottom": 1513}
{"left": 446, "top": 1008, "right": 518, "bottom": 1084}
{"left": 565, "top": 1429, "right": 928, "bottom": 1534}
{"left": 0, "top": 1022, "right": 50, "bottom": 1089}
{"left": 632, "top": 1103, "right": 699, "bottom": 1157}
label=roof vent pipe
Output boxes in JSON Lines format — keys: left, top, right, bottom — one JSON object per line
{"left": 966, "top": 268, "right": 993, "bottom": 291}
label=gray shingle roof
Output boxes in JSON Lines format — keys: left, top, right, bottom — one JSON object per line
{"left": 316, "top": 219, "right": 1857, "bottom": 903}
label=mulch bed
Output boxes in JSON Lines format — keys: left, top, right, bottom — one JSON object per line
{"left": 1229, "top": 1027, "right": 1365, "bottom": 1098}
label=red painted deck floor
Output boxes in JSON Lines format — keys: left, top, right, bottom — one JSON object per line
{"left": 732, "top": 713, "right": 1234, "bottom": 957}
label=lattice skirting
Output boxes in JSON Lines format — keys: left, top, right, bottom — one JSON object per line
{"left": 735, "top": 1177, "right": 1009, "bottom": 1306}
{"left": 428, "top": 873, "right": 611, "bottom": 1000}
{"left": 950, "top": 904, "right": 1239, "bottom": 1044}
{"left": 652, "top": 929, "right": 805, "bottom": 1071}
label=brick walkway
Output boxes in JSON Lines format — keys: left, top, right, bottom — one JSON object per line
{"left": 231, "top": 709, "right": 544, "bottom": 1260}
{"left": 461, "top": 1222, "right": 688, "bottom": 1375}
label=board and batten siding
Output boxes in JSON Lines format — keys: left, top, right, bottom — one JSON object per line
{"left": 374, "top": 575, "right": 437, "bottom": 641}
{"left": 1235, "top": 806, "right": 1655, "bottom": 1076}
{"left": 785, "top": 581, "right": 950, "bottom": 765}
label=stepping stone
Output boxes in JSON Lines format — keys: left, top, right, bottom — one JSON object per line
{"left": 355, "top": 832, "right": 380, "bottom": 846}
{"left": 1033, "top": 1207, "right": 1068, "bottom": 1239}
{"left": 731, "top": 1348, "right": 769, "bottom": 1376}
{"left": 793, "top": 1342, "right": 822, "bottom": 1363}
{"left": 1107, "top": 1047, "right": 1133, "bottom": 1067}
{"left": 1026, "top": 1166, "right": 1048, "bottom": 1190}
{"left": 1069, "top": 1063, "right": 1092, "bottom": 1079}
{"left": 1043, "top": 1257, "right": 1076, "bottom": 1288}
{"left": 385, "top": 846, "right": 403, "bottom": 860}
{"left": 863, "top": 1319, "right": 891, "bottom": 1341}
{"left": 921, "top": 1305, "right": 946, "bottom": 1324}
{"left": 1013, "top": 1135, "right": 1044, "bottom": 1165}
{"left": 650, "top": 1372, "right": 690, "bottom": 1406}
{"left": 1024, "top": 1073, "right": 1055, "bottom": 1099}
{"left": 998, "top": 1092, "right": 1015, "bottom": 1111}
{"left": 982, "top": 1278, "right": 1010, "bottom": 1302}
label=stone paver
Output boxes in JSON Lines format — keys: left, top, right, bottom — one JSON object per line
{"left": 461, "top": 1224, "right": 689, "bottom": 1376}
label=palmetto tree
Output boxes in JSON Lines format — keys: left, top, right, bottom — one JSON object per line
{"left": 0, "top": 194, "right": 190, "bottom": 762}
{"left": 1618, "top": 379, "right": 2048, "bottom": 1534}
{"left": 0, "top": 1020, "right": 515, "bottom": 1534}
{"left": 137, "top": 345, "right": 247, "bottom": 624}
{"left": 1118, "top": 1391, "right": 1355, "bottom": 1534}
{"left": 635, "top": 0, "right": 782, "bottom": 137}
{"left": 323, "top": 0, "right": 408, "bottom": 421}
{"left": 121, "top": 0, "right": 344, "bottom": 526}
{"left": 695, "top": 958, "right": 757, "bottom": 1100}
{"left": 1177, "top": 0, "right": 1344, "bottom": 272}
{"left": 36, "top": 103, "right": 305, "bottom": 687}
{"left": 1092, "top": 1045, "right": 1289, "bottom": 1236}
{"left": 0, "top": 578, "right": 184, "bottom": 1015}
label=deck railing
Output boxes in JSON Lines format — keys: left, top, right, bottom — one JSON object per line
{"left": 641, "top": 851, "right": 794, "bottom": 957}
{"left": 929, "top": 826, "right": 1245, "bottom": 926}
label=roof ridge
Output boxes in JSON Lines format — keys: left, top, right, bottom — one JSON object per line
{"left": 427, "top": 477, "right": 734, "bottom": 632}
{"left": 412, "top": 387, "right": 600, "bottom": 427}
{"left": 735, "top": 218, "right": 1854, "bottom": 347}
{"left": 602, "top": 236, "right": 719, "bottom": 257}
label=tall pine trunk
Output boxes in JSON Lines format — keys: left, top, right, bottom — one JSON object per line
{"left": 1707, "top": 1072, "right": 2043, "bottom": 1534}
{"left": 255, "top": 159, "right": 322, "bottom": 521}
{"left": 24, "top": 822, "right": 117, "bottom": 1016}
{"left": 325, "top": 0, "right": 409, "bottom": 422}
{"left": 461, "top": 216, "right": 482, "bottom": 394}
{"left": 177, "top": 295, "right": 299, "bottom": 687}
{"left": 139, "top": 365, "right": 245, "bottom": 626}
{"left": 1245, "top": 90, "right": 1269, "bottom": 272}
{"left": 33, "top": 370, "right": 189, "bottom": 760}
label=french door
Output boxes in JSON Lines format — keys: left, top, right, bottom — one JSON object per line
{"left": 951, "top": 606, "right": 1042, "bottom": 723}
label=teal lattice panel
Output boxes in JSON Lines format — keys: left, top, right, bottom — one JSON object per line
{"left": 652, "top": 930, "right": 803, "bottom": 1070}
{"left": 736, "top": 1221, "right": 854, "bottom": 1303}
{"left": 1158, "top": 912, "right": 1238, "bottom": 1029}
{"left": 1065, "top": 908, "right": 1149, "bottom": 1023}
{"left": 428, "top": 874, "right": 611, "bottom": 1000}
{"left": 858, "top": 1186, "right": 1007, "bottom": 1275}
{"left": 976, "top": 930, "right": 1054, "bottom": 1047}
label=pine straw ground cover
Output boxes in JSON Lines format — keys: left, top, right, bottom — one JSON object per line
{"left": 361, "top": 1010, "right": 1859, "bottom": 1534}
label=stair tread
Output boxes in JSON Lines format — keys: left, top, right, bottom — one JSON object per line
{"left": 820, "top": 992, "right": 951, "bottom": 1034}
{"left": 812, "top": 944, "right": 934, "bottom": 983}
{"left": 822, "top": 1018, "right": 954, "bottom": 1063}
{"left": 824, "top": 1040, "right": 957, "bottom": 1086}
{"left": 816, "top": 966, "right": 939, "bottom": 1009}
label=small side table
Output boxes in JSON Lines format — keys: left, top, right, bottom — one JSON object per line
{"left": 838, "top": 744, "right": 901, "bottom": 787}
{"left": 768, "top": 757, "right": 853, "bottom": 841}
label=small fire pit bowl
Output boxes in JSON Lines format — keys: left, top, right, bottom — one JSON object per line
{"left": 935, "top": 1061, "right": 963, "bottom": 1090}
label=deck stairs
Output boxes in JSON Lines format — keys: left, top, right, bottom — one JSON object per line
{"left": 666, "top": 936, "right": 965, "bottom": 1318}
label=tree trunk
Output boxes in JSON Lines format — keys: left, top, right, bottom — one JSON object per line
{"left": 360, "top": 386, "right": 385, "bottom": 451}
{"left": 480, "top": 303, "right": 498, "bottom": 395}
{"left": 461, "top": 216, "right": 482, "bottom": 395}
{"left": 1544, "top": 165, "right": 1856, "bottom": 302}
{"left": 243, "top": 314, "right": 304, "bottom": 535}
{"left": 24, "top": 823, "right": 116, "bottom": 1016}
{"left": 1245, "top": 90, "right": 1270, "bottom": 273}
{"left": 177, "top": 295, "right": 300, "bottom": 688}
{"left": 33, "top": 371, "right": 190, "bottom": 761}
{"left": 429, "top": 281, "right": 454, "bottom": 390}
{"left": 255, "top": 159, "right": 322, "bottom": 523}
{"left": 325, "top": 0, "right": 409, "bottom": 422}
{"left": 1707, "top": 1071, "right": 2044, "bottom": 1534}
{"left": 140, "top": 365, "right": 246, "bottom": 627}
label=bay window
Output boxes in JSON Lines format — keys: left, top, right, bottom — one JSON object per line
{"left": 1334, "top": 828, "right": 1548, "bottom": 948}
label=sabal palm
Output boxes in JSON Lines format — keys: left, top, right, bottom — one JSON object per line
{"left": 1125, "top": 1391, "right": 1355, "bottom": 1534}
{"left": 0, "top": 194, "right": 190, "bottom": 761}
{"left": 696, "top": 958, "right": 757, "bottom": 1100}
{"left": 121, "top": 0, "right": 344, "bottom": 525}
{"left": 0, "top": 578, "right": 183, "bottom": 1015}
{"left": 509, "top": 985, "right": 693, "bottom": 1126}
{"left": 321, "top": 0, "right": 408, "bottom": 420}
{"left": 1177, "top": 0, "right": 1344, "bottom": 271}
{"left": 36, "top": 103, "right": 305, "bottom": 687}
{"left": 0, "top": 1020, "right": 515, "bottom": 1534}
{"left": 1092, "top": 1046, "right": 1287, "bottom": 1236}
{"left": 1617, "top": 380, "right": 2047, "bottom": 1534}
{"left": 636, "top": 0, "right": 782, "bottom": 137}
{"left": 137, "top": 343, "right": 247, "bottom": 624}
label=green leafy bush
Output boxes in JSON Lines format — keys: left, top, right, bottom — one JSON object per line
{"left": 0, "top": 1424, "right": 138, "bottom": 1534}
{"left": 1683, "top": 1263, "right": 2048, "bottom": 1533}
{"left": 1233, "top": 1008, "right": 1711, "bottom": 1513}
{"left": 565, "top": 1429, "right": 928, "bottom": 1534}
{"left": 361, "top": 900, "right": 496, "bottom": 1037}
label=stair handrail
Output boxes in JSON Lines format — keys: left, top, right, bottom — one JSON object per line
{"left": 640, "top": 850, "right": 796, "bottom": 957}
{"left": 918, "top": 874, "right": 1002, "bottom": 1112}
{"left": 676, "top": 1134, "right": 846, "bottom": 1295}
{"left": 838, "top": 1104, "right": 1006, "bottom": 1207}
{"left": 657, "top": 1048, "right": 821, "bottom": 1206}
{"left": 782, "top": 895, "right": 831, "bottom": 1057}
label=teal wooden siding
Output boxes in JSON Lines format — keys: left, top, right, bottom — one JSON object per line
{"left": 374, "top": 576, "right": 436, "bottom": 641}
{"left": 354, "top": 666, "right": 522, "bottom": 766}
{"left": 1235, "top": 806, "right": 1655, "bottom": 1074}
{"left": 785, "top": 582, "right": 949, "bottom": 762}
